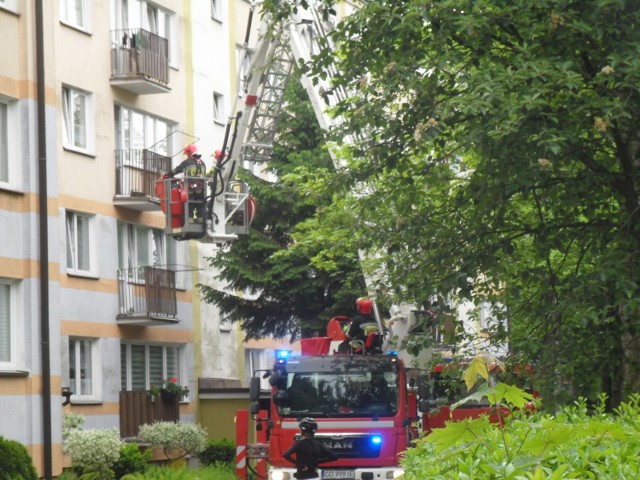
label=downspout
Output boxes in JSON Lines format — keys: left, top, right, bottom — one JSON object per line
{"left": 35, "top": 1, "right": 53, "bottom": 478}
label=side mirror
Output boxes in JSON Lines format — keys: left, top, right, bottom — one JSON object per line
{"left": 249, "top": 377, "right": 261, "bottom": 402}
{"left": 250, "top": 400, "right": 260, "bottom": 415}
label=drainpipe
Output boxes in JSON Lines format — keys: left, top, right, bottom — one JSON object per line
{"left": 35, "top": 1, "right": 53, "bottom": 478}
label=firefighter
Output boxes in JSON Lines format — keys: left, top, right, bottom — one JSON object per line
{"left": 346, "top": 297, "right": 377, "bottom": 347}
{"left": 283, "top": 417, "right": 337, "bottom": 479}
{"left": 169, "top": 144, "right": 206, "bottom": 224}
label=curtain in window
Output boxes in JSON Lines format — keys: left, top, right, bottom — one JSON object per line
{"left": 0, "top": 284, "right": 11, "bottom": 363}
{"left": 131, "top": 344, "right": 146, "bottom": 390}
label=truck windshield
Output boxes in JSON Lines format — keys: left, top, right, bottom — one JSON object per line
{"left": 279, "top": 370, "right": 399, "bottom": 417}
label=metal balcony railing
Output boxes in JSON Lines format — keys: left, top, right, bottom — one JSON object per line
{"left": 117, "top": 267, "right": 178, "bottom": 325}
{"left": 110, "top": 28, "right": 169, "bottom": 87}
{"left": 115, "top": 149, "right": 171, "bottom": 199}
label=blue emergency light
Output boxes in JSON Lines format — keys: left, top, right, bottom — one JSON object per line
{"left": 371, "top": 435, "right": 382, "bottom": 445}
{"left": 275, "top": 349, "right": 291, "bottom": 359}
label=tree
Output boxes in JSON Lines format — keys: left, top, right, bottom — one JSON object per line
{"left": 264, "top": 0, "right": 640, "bottom": 404}
{"left": 199, "top": 73, "right": 366, "bottom": 340}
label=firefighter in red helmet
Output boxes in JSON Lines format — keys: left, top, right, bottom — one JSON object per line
{"left": 346, "top": 297, "right": 376, "bottom": 348}
{"left": 168, "top": 144, "right": 207, "bottom": 224}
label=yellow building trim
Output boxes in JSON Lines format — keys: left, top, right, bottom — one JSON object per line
{"left": 28, "top": 443, "right": 66, "bottom": 478}
{"left": 0, "top": 75, "right": 56, "bottom": 103}
{"left": 0, "top": 375, "right": 61, "bottom": 395}
{"left": 61, "top": 320, "right": 194, "bottom": 343}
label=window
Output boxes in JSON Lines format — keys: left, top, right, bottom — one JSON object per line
{"left": 115, "top": 105, "right": 173, "bottom": 155}
{"left": 60, "top": 0, "right": 90, "bottom": 31}
{"left": 236, "top": 46, "right": 252, "bottom": 94}
{"left": 69, "top": 337, "right": 100, "bottom": 399}
{"left": 478, "top": 301, "right": 491, "bottom": 331}
{"left": 0, "top": 0, "right": 17, "bottom": 12}
{"left": 66, "top": 211, "right": 96, "bottom": 276}
{"left": 211, "top": 0, "right": 221, "bottom": 21}
{"left": 213, "top": 92, "right": 224, "bottom": 124}
{"left": 112, "top": 0, "right": 176, "bottom": 67}
{"left": 120, "top": 343, "right": 186, "bottom": 398}
{"left": 0, "top": 97, "right": 19, "bottom": 188}
{"left": 0, "top": 281, "right": 14, "bottom": 367}
{"left": 62, "top": 86, "right": 94, "bottom": 154}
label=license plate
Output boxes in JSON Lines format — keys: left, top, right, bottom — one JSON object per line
{"left": 321, "top": 470, "right": 355, "bottom": 479}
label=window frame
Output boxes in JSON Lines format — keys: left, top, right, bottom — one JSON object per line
{"left": 213, "top": 91, "right": 224, "bottom": 125}
{"left": 0, "top": 280, "right": 18, "bottom": 370}
{"left": 68, "top": 337, "right": 101, "bottom": 402}
{"left": 0, "top": 0, "right": 18, "bottom": 12}
{"left": 211, "top": 0, "right": 221, "bottom": 22}
{"left": 65, "top": 210, "right": 98, "bottom": 278}
{"left": 0, "top": 96, "right": 20, "bottom": 189}
{"left": 120, "top": 342, "right": 188, "bottom": 401}
{"left": 60, "top": 0, "right": 91, "bottom": 32}
{"left": 62, "top": 85, "right": 95, "bottom": 155}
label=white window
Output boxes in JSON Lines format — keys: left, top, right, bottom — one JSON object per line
{"left": 112, "top": 0, "right": 176, "bottom": 67}
{"left": 211, "top": 0, "right": 221, "bottom": 21}
{"left": 69, "top": 337, "right": 100, "bottom": 400}
{"left": 0, "top": 97, "right": 19, "bottom": 188}
{"left": 0, "top": 281, "right": 14, "bottom": 368}
{"left": 60, "top": 0, "right": 90, "bottom": 31}
{"left": 245, "top": 349, "right": 271, "bottom": 389}
{"left": 62, "top": 86, "right": 94, "bottom": 154}
{"left": 0, "top": 0, "right": 17, "bottom": 12}
{"left": 120, "top": 343, "right": 186, "bottom": 398}
{"left": 478, "top": 301, "right": 491, "bottom": 331}
{"left": 115, "top": 105, "right": 173, "bottom": 155}
{"left": 66, "top": 210, "right": 96, "bottom": 276}
{"left": 213, "top": 92, "right": 224, "bottom": 124}
{"left": 236, "top": 46, "right": 253, "bottom": 94}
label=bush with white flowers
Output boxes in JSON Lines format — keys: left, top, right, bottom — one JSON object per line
{"left": 138, "top": 421, "right": 207, "bottom": 460}
{"left": 63, "top": 427, "right": 123, "bottom": 475}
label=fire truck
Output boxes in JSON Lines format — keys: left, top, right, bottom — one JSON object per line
{"left": 242, "top": 322, "right": 422, "bottom": 480}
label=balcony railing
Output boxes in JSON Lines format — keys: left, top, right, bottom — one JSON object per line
{"left": 120, "top": 390, "right": 179, "bottom": 438}
{"left": 117, "top": 266, "right": 178, "bottom": 326}
{"left": 114, "top": 149, "right": 170, "bottom": 211}
{"left": 110, "top": 28, "right": 170, "bottom": 94}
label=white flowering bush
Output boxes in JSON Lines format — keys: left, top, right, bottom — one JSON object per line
{"left": 63, "top": 428, "right": 123, "bottom": 477}
{"left": 138, "top": 421, "right": 207, "bottom": 460}
{"left": 62, "top": 412, "right": 85, "bottom": 442}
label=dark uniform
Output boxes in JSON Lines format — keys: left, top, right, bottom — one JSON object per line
{"left": 283, "top": 418, "right": 337, "bottom": 480}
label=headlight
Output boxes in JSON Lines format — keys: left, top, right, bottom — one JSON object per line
{"left": 270, "top": 471, "right": 291, "bottom": 480}
{"left": 387, "top": 469, "right": 404, "bottom": 479}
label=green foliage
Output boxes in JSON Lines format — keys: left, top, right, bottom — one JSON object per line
{"left": 112, "top": 443, "right": 151, "bottom": 479}
{"left": 136, "top": 465, "right": 237, "bottom": 480}
{"left": 403, "top": 394, "right": 640, "bottom": 478}
{"left": 200, "top": 70, "right": 366, "bottom": 340}
{"left": 260, "top": 0, "right": 640, "bottom": 403}
{"left": 138, "top": 422, "right": 207, "bottom": 461}
{"left": 0, "top": 435, "right": 38, "bottom": 480}
{"left": 63, "top": 428, "right": 123, "bottom": 479}
{"left": 198, "top": 438, "right": 235, "bottom": 466}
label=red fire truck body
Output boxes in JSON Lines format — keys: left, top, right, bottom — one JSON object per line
{"left": 250, "top": 346, "right": 416, "bottom": 480}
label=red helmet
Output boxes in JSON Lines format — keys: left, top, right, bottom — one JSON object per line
{"left": 356, "top": 297, "right": 373, "bottom": 314}
{"left": 183, "top": 144, "right": 198, "bottom": 157}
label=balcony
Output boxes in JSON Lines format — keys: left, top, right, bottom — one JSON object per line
{"left": 114, "top": 149, "right": 170, "bottom": 211}
{"left": 119, "top": 390, "right": 179, "bottom": 438}
{"left": 110, "top": 28, "right": 170, "bottom": 94}
{"left": 117, "top": 267, "right": 178, "bottom": 327}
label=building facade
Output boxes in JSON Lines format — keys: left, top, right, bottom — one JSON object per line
{"left": 0, "top": 0, "right": 260, "bottom": 476}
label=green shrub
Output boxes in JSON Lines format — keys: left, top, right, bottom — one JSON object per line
{"left": 401, "top": 357, "right": 640, "bottom": 478}
{"left": 0, "top": 435, "right": 38, "bottom": 480}
{"left": 112, "top": 443, "right": 151, "bottom": 479}
{"left": 138, "top": 422, "right": 207, "bottom": 461}
{"left": 199, "top": 438, "right": 235, "bottom": 466}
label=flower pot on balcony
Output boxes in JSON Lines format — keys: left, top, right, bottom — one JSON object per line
{"left": 160, "top": 389, "right": 178, "bottom": 402}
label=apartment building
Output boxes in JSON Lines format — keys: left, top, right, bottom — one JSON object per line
{"left": 0, "top": 0, "right": 262, "bottom": 476}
